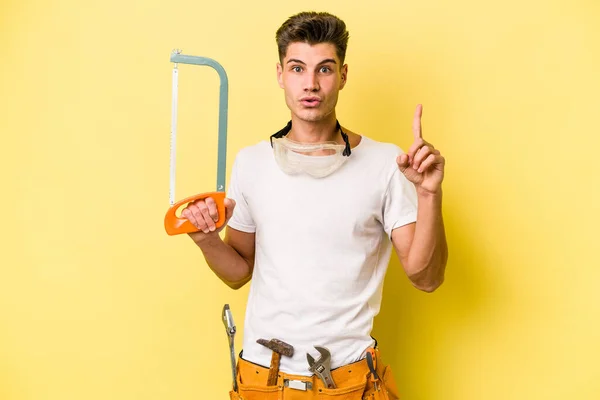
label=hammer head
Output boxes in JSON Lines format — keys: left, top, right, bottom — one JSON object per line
{"left": 257, "top": 338, "right": 294, "bottom": 357}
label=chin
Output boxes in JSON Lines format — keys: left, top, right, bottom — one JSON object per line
{"left": 294, "top": 109, "right": 329, "bottom": 123}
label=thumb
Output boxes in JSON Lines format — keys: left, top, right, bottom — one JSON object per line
{"left": 224, "top": 198, "right": 236, "bottom": 222}
{"left": 396, "top": 154, "right": 410, "bottom": 174}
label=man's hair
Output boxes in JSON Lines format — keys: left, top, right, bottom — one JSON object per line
{"left": 275, "top": 11, "right": 350, "bottom": 65}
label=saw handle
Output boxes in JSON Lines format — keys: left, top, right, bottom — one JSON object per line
{"left": 164, "top": 191, "right": 226, "bottom": 235}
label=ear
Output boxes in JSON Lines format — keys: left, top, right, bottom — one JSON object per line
{"left": 339, "top": 64, "right": 348, "bottom": 90}
{"left": 277, "top": 63, "right": 284, "bottom": 88}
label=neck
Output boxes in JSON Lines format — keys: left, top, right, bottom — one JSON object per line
{"left": 287, "top": 114, "right": 341, "bottom": 144}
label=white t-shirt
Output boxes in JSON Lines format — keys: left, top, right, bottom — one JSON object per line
{"left": 227, "top": 136, "right": 418, "bottom": 375}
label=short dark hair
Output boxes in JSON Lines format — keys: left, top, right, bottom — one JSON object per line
{"left": 275, "top": 11, "right": 350, "bottom": 65}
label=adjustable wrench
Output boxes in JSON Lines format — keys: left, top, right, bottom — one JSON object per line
{"left": 222, "top": 304, "right": 237, "bottom": 392}
{"left": 306, "top": 346, "right": 336, "bottom": 389}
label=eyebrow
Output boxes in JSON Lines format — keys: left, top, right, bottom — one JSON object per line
{"left": 286, "top": 58, "right": 337, "bottom": 65}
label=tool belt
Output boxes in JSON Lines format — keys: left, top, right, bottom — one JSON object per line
{"left": 229, "top": 347, "right": 400, "bottom": 400}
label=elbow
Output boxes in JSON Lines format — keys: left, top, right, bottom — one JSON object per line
{"left": 226, "top": 280, "right": 249, "bottom": 290}
{"left": 217, "top": 261, "right": 253, "bottom": 290}
{"left": 223, "top": 274, "right": 252, "bottom": 290}
{"left": 408, "top": 264, "right": 446, "bottom": 293}
{"left": 411, "top": 253, "right": 448, "bottom": 293}
{"left": 413, "top": 277, "right": 444, "bottom": 293}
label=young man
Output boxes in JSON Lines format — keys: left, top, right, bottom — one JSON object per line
{"left": 183, "top": 11, "right": 447, "bottom": 399}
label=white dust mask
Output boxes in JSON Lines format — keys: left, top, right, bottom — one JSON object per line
{"left": 269, "top": 121, "right": 352, "bottom": 178}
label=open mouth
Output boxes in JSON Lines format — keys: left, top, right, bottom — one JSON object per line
{"left": 301, "top": 98, "right": 321, "bottom": 107}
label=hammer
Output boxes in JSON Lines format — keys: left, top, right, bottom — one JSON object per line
{"left": 257, "top": 338, "right": 294, "bottom": 385}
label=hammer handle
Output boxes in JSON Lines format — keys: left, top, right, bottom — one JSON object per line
{"left": 266, "top": 352, "right": 281, "bottom": 386}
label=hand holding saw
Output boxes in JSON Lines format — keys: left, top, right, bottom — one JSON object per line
{"left": 164, "top": 49, "right": 229, "bottom": 236}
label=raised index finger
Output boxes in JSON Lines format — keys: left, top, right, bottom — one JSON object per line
{"left": 412, "top": 104, "right": 423, "bottom": 140}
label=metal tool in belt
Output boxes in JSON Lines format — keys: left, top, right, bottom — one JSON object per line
{"left": 222, "top": 304, "right": 237, "bottom": 392}
{"left": 307, "top": 346, "right": 337, "bottom": 389}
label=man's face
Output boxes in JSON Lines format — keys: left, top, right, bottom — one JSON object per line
{"left": 277, "top": 42, "right": 348, "bottom": 123}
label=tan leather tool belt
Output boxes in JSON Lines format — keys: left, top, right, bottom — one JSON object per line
{"left": 229, "top": 347, "right": 400, "bottom": 400}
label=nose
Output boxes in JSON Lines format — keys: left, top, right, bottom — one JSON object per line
{"left": 304, "top": 72, "right": 319, "bottom": 92}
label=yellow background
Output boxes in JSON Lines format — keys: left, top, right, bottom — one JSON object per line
{"left": 1, "top": 0, "right": 599, "bottom": 399}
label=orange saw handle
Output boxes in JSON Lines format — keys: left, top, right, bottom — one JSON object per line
{"left": 164, "top": 191, "right": 226, "bottom": 235}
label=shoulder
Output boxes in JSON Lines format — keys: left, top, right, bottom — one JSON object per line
{"left": 352, "top": 135, "right": 405, "bottom": 173}
{"left": 357, "top": 135, "right": 405, "bottom": 156}
{"left": 233, "top": 140, "right": 271, "bottom": 165}
{"left": 229, "top": 141, "right": 271, "bottom": 192}
{"left": 344, "top": 127, "right": 404, "bottom": 156}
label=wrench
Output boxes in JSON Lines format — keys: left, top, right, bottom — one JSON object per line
{"left": 306, "top": 346, "right": 336, "bottom": 389}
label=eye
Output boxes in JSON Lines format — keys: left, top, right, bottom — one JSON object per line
{"left": 291, "top": 66, "right": 303, "bottom": 73}
{"left": 320, "top": 66, "right": 332, "bottom": 73}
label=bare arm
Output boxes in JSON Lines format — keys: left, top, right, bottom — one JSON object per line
{"left": 183, "top": 197, "right": 256, "bottom": 290}
{"left": 191, "top": 227, "right": 255, "bottom": 289}
{"left": 392, "top": 191, "right": 448, "bottom": 292}
{"left": 393, "top": 104, "right": 448, "bottom": 292}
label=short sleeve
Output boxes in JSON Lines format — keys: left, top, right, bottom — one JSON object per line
{"left": 382, "top": 168, "right": 418, "bottom": 238}
{"left": 226, "top": 154, "right": 256, "bottom": 233}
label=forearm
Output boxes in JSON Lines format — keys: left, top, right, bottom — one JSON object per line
{"left": 192, "top": 234, "right": 253, "bottom": 289}
{"left": 405, "top": 190, "right": 448, "bottom": 292}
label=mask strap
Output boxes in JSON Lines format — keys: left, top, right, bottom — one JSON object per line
{"left": 337, "top": 121, "right": 352, "bottom": 157}
{"left": 269, "top": 120, "right": 352, "bottom": 157}
{"left": 269, "top": 120, "right": 293, "bottom": 147}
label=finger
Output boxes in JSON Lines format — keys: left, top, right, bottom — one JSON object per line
{"left": 196, "top": 201, "right": 216, "bottom": 232}
{"left": 413, "top": 145, "right": 433, "bottom": 170}
{"left": 409, "top": 138, "right": 435, "bottom": 164}
{"left": 396, "top": 154, "right": 410, "bottom": 174}
{"left": 407, "top": 139, "right": 424, "bottom": 163}
{"left": 181, "top": 207, "right": 200, "bottom": 229}
{"left": 418, "top": 154, "right": 437, "bottom": 173}
{"left": 224, "top": 198, "right": 236, "bottom": 222}
{"left": 189, "top": 203, "right": 210, "bottom": 233}
{"left": 418, "top": 154, "right": 444, "bottom": 173}
{"left": 396, "top": 154, "right": 410, "bottom": 168}
{"left": 190, "top": 200, "right": 210, "bottom": 233}
{"left": 205, "top": 197, "right": 219, "bottom": 222}
{"left": 412, "top": 104, "right": 423, "bottom": 141}
{"left": 185, "top": 203, "right": 209, "bottom": 232}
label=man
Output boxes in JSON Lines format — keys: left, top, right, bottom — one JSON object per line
{"left": 182, "top": 11, "right": 448, "bottom": 400}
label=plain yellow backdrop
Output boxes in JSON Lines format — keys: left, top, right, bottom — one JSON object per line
{"left": 1, "top": 0, "right": 599, "bottom": 399}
